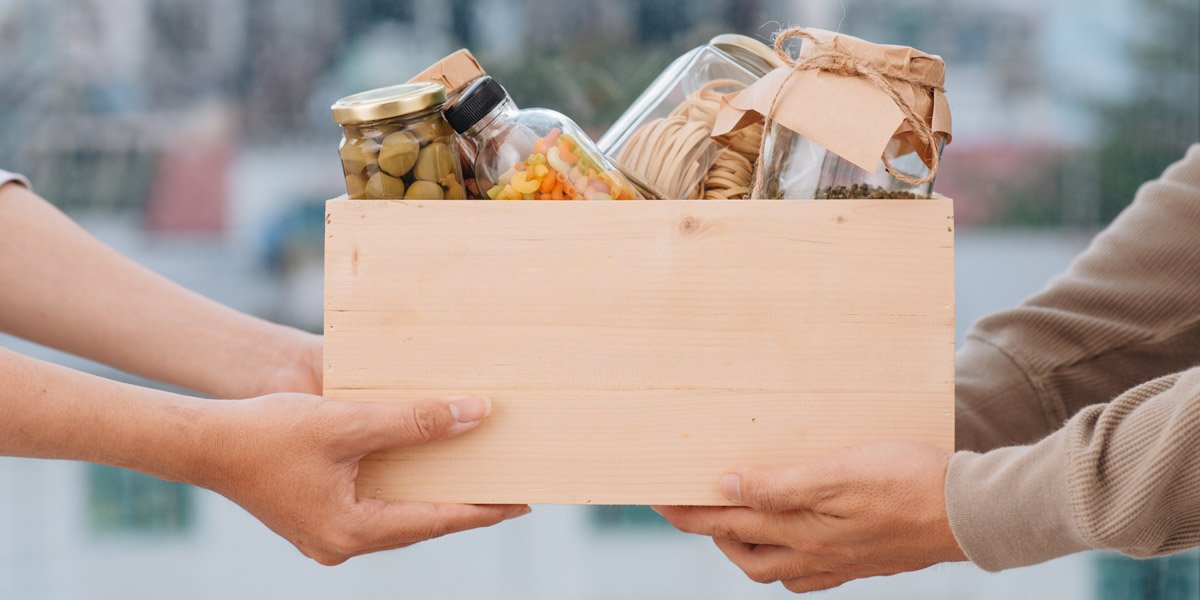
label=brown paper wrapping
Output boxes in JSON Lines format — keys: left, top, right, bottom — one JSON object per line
{"left": 407, "top": 49, "right": 486, "bottom": 96}
{"left": 713, "top": 29, "right": 952, "bottom": 173}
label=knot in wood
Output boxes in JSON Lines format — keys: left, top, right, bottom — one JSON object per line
{"left": 679, "top": 216, "right": 699, "bottom": 234}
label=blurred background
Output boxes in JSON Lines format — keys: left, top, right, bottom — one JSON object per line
{"left": 0, "top": 0, "right": 1198, "bottom": 598}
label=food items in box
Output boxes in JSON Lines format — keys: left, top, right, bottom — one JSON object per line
{"left": 413, "top": 142, "right": 458, "bottom": 183}
{"left": 819, "top": 183, "right": 920, "bottom": 199}
{"left": 444, "top": 76, "right": 638, "bottom": 201}
{"left": 616, "top": 115, "right": 714, "bottom": 199}
{"left": 331, "top": 82, "right": 466, "bottom": 200}
{"left": 378, "top": 131, "right": 420, "bottom": 177}
{"left": 714, "top": 28, "right": 952, "bottom": 199}
{"left": 486, "top": 128, "right": 633, "bottom": 201}
{"left": 599, "top": 35, "right": 779, "bottom": 199}
{"left": 406, "top": 49, "right": 491, "bottom": 198}
{"left": 406, "top": 180, "right": 444, "bottom": 200}
{"left": 366, "top": 171, "right": 406, "bottom": 199}
{"left": 616, "top": 79, "right": 763, "bottom": 199}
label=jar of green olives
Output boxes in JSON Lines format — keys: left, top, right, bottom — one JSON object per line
{"left": 331, "top": 82, "right": 466, "bottom": 200}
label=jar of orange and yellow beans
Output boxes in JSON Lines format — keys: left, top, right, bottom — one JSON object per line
{"left": 443, "top": 77, "right": 638, "bottom": 201}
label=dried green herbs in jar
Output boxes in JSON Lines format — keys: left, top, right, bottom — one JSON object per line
{"left": 816, "top": 183, "right": 920, "bottom": 199}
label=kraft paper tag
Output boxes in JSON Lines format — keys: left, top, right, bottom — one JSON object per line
{"left": 713, "top": 29, "right": 953, "bottom": 173}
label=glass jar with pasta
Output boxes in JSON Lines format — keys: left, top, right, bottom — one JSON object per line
{"left": 331, "top": 82, "right": 466, "bottom": 200}
{"left": 444, "top": 76, "right": 638, "bottom": 201}
{"left": 598, "top": 34, "right": 781, "bottom": 199}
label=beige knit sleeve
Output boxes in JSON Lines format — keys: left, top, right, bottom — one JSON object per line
{"left": 956, "top": 144, "right": 1200, "bottom": 452}
{"left": 946, "top": 367, "right": 1200, "bottom": 571}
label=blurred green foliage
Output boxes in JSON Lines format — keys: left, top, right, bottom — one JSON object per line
{"left": 87, "top": 465, "right": 193, "bottom": 535}
{"left": 1092, "top": 0, "right": 1199, "bottom": 221}
{"left": 999, "top": 0, "right": 1199, "bottom": 227}
{"left": 1095, "top": 550, "right": 1200, "bottom": 600}
{"left": 485, "top": 42, "right": 675, "bottom": 136}
{"left": 481, "top": 16, "right": 750, "bottom": 134}
{"left": 590, "top": 505, "right": 671, "bottom": 532}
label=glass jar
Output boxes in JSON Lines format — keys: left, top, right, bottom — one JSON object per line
{"left": 405, "top": 49, "right": 490, "bottom": 198}
{"left": 444, "top": 76, "right": 639, "bottom": 201}
{"left": 760, "top": 126, "right": 946, "bottom": 199}
{"left": 439, "top": 75, "right": 507, "bottom": 199}
{"left": 598, "top": 34, "right": 780, "bottom": 199}
{"left": 754, "top": 31, "right": 950, "bottom": 200}
{"left": 331, "top": 82, "right": 466, "bottom": 200}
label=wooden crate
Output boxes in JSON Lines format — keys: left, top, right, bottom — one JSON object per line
{"left": 324, "top": 198, "right": 954, "bottom": 506}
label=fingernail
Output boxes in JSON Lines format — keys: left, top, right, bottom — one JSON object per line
{"left": 719, "top": 473, "right": 742, "bottom": 504}
{"left": 509, "top": 506, "right": 533, "bottom": 520}
{"left": 447, "top": 396, "right": 491, "bottom": 423}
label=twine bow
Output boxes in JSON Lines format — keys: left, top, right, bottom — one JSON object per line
{"left": 751, "top": 28, "right": 946, "bottom": 199}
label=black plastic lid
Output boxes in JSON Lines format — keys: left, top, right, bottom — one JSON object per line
{"left": 444, "top": 76, "right": 508, "bottom": 134}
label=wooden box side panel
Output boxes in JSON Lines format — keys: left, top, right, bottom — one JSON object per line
{"left": 324, "top": 199, "right": 955, "bottom": 505}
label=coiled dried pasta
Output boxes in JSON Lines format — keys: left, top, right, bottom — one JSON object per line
{"left": 618, "top": 116, "right": 714, "bottom": 198}
{"left": 703, "top": 148, "right": 755, "bottom": 199}
{"left": 616, "top": 79, "right": 763, "bottom": 200}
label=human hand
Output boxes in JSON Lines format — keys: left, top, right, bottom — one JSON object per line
{"left": 242, "top": 330, "right": 324, "bottom": 397}
{"left": 196, "top": 392, "right": 529, "bottom": 565}
{"left": 654, "top": 441, "right": 966, "bottom": 593}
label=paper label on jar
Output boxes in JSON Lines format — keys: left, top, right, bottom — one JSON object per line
{"left": 712, "top": 28, "right": 953, "bottom": 173}
{"left": 715, "top": 66, "right": 906, "bottom": 172}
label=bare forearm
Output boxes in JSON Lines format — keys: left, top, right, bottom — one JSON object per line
{"left": 0, "top": 342, "right": 527, "bottom": 566}
{"left": 0, "top": 346, "right": 213, "bottom": 484}
{"left": 0, "top": 184, "right": 319, "bottom": 398}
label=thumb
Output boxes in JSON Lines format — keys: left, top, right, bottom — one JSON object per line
{"left": 719, "top": 461, "right": 838, "bottom": 513}
{"left": 343, "top": 395, "right": 492, "bottom": 453}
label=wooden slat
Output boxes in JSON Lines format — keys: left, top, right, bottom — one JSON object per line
{"left": 324, "top": 199, "right": 955, "bottom": 505}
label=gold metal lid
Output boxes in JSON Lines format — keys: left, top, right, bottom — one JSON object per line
{"left": 710, "top": 34, "right": 784, "bottom": 77}
{"left": 331, "top": 82, "right": 447, "bottom": 125}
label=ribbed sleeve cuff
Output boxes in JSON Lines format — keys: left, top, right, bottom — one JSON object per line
{"left": 945, "top": 440, "right": 1090, "bottom": 571}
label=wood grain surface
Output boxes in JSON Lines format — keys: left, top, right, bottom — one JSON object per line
{"left": 324, "top": 198, "right": 955, "bottom": 505}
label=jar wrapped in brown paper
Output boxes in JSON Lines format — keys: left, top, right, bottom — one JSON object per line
{"left": 713, "top": 28, "right": 953, "bottom": 199}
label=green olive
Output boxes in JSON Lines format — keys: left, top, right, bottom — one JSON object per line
{"left": 413, "top": 142, "right": 457, "bottom": 182}
{"left": 340, "top": 139, "right": 377, "bottom": 175}
{"left": 378, "top": 131, "right": 420, "bottom": 177}
{"left": 365, "top": 171, "right": 406, "bottom": 199}
{"left": 345, "top": 174, "right": 367, "bottom": 199}
{"left": 406, "top": 117, "right": 454, "bottom": 142}
{"left": 441, "top": 175, "right": 466, "bottom": 200}
{"left": 405, "top": 180, "right": 444, "bottom": 200}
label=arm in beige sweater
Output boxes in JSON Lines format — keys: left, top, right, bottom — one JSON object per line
{"left": 948, "top": 368, "right": 1200, "bottom": 570}
{"left": 957, "top": 144, "right": 1200, "bottom": 452}
{"left": 948, "top": 144, "right": 1200, "bottom": 569}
